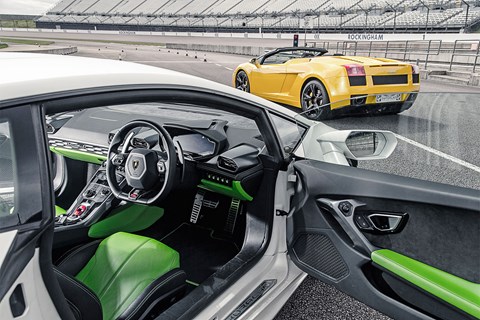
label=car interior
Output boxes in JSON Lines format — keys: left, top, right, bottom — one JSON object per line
{"left": 45, "top": 102, "right": 286, "bottom": 320}
{"left": 2, "top": 90, "right": 477, "bottom": 320}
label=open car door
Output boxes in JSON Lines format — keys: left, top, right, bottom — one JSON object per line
{"left": 0, "top": 105, "right": 70, "bottom": 320}
{"left": 287, "top": 96, "right": 480, "bottom": 320}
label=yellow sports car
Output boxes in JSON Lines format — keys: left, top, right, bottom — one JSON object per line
{"left": 233, "top": 47, "right": 420, "bottom": 120}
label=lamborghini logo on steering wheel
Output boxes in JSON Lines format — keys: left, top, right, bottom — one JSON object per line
{"left": 133, "top": 159, "right": 140, "bottom": 170}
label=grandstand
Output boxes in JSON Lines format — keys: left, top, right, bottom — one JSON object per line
{"left": 35, "top": 0, "right": 480, "bottom": 33}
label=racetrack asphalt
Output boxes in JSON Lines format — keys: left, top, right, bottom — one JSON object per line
{"left": 3, "top": 36, "right": 478, "bottom": 319}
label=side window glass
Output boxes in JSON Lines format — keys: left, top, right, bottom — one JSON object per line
{"left": 270, "top": 113, "right": 305, "bottom": 154}
{"left": 0, "top": 119, "right": 15, "bottom": 218}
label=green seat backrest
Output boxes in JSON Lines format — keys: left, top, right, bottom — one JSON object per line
{"left": 75, "top": 232, "right": 180, "bottom": 320}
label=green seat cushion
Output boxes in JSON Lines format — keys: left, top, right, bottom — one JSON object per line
{"left": 75, "top": 232, "right": 180, "bottom": 320}
{"left": 88, "top": 204, "right": 164, "bottom": 238}
{"left": 55, "top": 205, "right": 66, "bottom": 216}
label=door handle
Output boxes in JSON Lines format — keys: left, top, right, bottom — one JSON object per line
{"left": 365, "top": 212, "right": 408, "bottom": 233}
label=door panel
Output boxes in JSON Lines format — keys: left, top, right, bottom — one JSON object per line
{"left": 250, "top": 64, "right": 287, "bottom": 97}
{"left": 0, "top": 249, "right": 60, "bottom": 320}
{"left": 288, "top": 160, "right": 479, "bottom": 320}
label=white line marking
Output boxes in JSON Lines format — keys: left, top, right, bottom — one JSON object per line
{"left": 224, "top": 67, "right": 233, "bottom": 71}
{"left": 394, "top": 134, "right": 480, "bottom": 173}
{"left": 215, "top": 63, "right": 222, "bottom": 67}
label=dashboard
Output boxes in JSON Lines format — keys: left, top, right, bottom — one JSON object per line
{"left": 47, "top": 105, "right": 265, "bottom": 202}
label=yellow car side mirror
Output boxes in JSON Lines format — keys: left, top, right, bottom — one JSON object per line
{"left": 250, "top": 58, "right": 261, "bottom": 68}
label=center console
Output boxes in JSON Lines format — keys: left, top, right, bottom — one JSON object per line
{"left": 55, "top": 162, "right": 123, "bottom": 230}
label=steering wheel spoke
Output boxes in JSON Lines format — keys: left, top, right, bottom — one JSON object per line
{"left": 111, "top": 152, "right": 127, "bottom": 166}
{"left": 157, "top": 160, "right": 167, "bottom": 175}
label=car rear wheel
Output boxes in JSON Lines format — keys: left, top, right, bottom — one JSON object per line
{"left": 301, "top": 79, "right": 331, "bottom": 120}
{"left": 235, "top": 70, "right": 250, "bottom": 92}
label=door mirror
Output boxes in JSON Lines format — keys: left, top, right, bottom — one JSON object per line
{"left": 250, "top": 58, "right": 261, "bottom": 68}
{"left": 345, "top": 131, "right": 385, "bottom": 158}
{"left": 316, "top": 130, "right": 397, "bottom": 161}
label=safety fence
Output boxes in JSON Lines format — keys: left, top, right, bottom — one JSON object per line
{"left": 309, "top": 39, "right": 480, "bottom": 72}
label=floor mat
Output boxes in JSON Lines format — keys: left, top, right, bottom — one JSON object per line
{"left": 161, "top": 223, "right": 239, "bottom": 284}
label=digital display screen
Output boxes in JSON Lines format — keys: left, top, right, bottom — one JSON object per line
{"left": 173, "top": 133, "right": 216, "bottom": 157}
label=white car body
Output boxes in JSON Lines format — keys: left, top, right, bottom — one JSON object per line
{"left": 0, "top": 53, "right": 397, "bottom": 320}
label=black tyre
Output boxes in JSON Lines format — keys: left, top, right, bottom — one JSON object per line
{"left": 300, "top": 79, "right": 331, "bottom": 120}
{"left": 235, "top": 70, "right": 250, "bottom": 92}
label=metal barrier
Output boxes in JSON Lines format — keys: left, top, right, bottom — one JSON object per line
{"left": 308, "top": 39, "right": 480, "bottom": 72}
{"left": 449, "top": 40, "right": 480, "bottom": 73}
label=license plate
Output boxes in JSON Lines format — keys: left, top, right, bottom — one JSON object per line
{"left": 376, "top": 93, "right": 402, "bottom": 103}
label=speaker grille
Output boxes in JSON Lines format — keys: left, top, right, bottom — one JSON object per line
{"left": 292, "top": 233, "right": 349, "bottom": 280}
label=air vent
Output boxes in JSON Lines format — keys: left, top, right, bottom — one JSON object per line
{"left": 46, "top": 123, "right": 55, "bottom": 134}
{"left": 217, "top": 157, "right": 238, "bottom": 173}
{"left": 49, "top": 139, "right": 108, "bottom": 156}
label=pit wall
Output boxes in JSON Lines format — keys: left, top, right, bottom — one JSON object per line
{"left": 2, "top": 27, "right": 480, "bottom": 42}
{"left": 2, "top": 28, "right": 479, "bottom": 67}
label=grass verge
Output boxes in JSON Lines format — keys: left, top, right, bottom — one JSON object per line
{"left": 61, "top": 38, "right": 165, "bottom": 46}
{"left": 0, "top": 43, "right": 8, "bottom": 49}
{"left": 0, "top": 37, "right": 54, "bottom": 45}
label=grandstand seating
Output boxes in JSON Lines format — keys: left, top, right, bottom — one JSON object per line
{"left": 38, "top": 0, "right": 480, "bottom": 33}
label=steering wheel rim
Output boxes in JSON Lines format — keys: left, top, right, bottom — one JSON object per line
{"left": 106, "top": 120, "right": 177, "bottom": 205}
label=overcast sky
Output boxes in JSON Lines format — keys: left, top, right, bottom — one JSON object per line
{"left": 0, "top": 0, "right": 58, "bottom": 15}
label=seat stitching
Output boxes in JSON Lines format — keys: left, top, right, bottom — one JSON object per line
{"left": 54, "top": 268, "right": 102, "bottom": 307}
{"left": 55, "top": 269, "right": 101, "bottom": 305}
{"left": 57, "top": 241, "right": 101, "bottom": 268}
{"left": 124, "top": 271, "right": 185, "bottom": 320}
{"left": 66, "top": 299, "right": 81, "bottom": 319}
{"left": 109, "top": 279, "right": 154, "bottom": 317}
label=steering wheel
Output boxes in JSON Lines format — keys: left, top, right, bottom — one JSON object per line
{"left": 106, "top": 120, "right": 177, "bottom": 205}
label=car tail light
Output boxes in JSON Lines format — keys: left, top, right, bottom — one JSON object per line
{"left": 344, "top": 64, "right": 366, "bottom": 76}
{"left": 411, "top": 64, "right": 420, "bottom": 74}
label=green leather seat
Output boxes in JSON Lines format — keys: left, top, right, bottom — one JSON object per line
{"left": 55, "top": 205, "right": 66, "bottom": 216}
{"left": 54, "top": 232, "right": 186, "bottom": 320}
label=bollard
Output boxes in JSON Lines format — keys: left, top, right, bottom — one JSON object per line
{"left": 168, "top": 50, "right": 170, "bottom": 53}
{"left": 177, "top": 51, "right": 179, "bottom": 54}
{"left": 98, "top": 48, "right": 100, "bottom": 51}
{"left": 194, "top": 51, "right": 197, "bottom": 59}
{"left": 119, "top": 54, "right": 122, "bottom": 61}
{"left": 121, "top": 49, "right": 124, "bottom": 52}
{"left": 186, "top": 51, "right": 188, "bottom": 56}
{"left": 158, "top": 48, "right": 161, "bottom": 51}
{"left": 203, "top": 54, "right": 207, "bottom": 62}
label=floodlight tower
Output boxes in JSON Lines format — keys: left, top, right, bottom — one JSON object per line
{"left": 417, "top": 0, "right": 430, "bottom": 33}
{"left": 461, "top": 0, "right": 470, "bottom": 30}
{"left": 386, "top": 3, "right": 398, "bottom": 33}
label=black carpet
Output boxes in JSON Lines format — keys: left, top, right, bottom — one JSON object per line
{"left": 161, "top": 223, "right": 238, "bottom": 284}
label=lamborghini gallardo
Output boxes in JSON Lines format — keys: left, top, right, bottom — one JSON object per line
{"left": 233, "top": 47, "right": 420, "bottom": 120}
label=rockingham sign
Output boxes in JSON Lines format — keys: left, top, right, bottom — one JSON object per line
{"left": 347, "top": 33, "right": 385, "bottom": 41}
